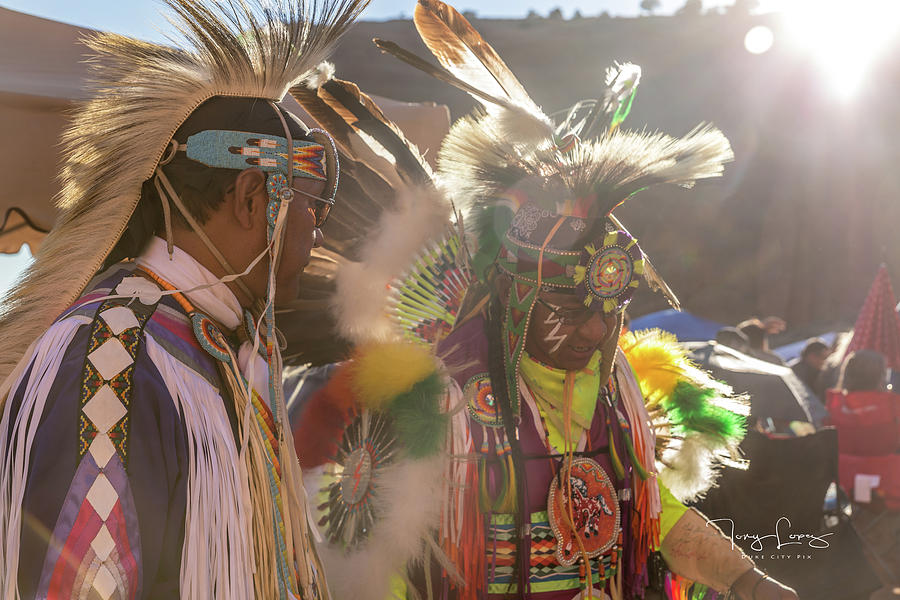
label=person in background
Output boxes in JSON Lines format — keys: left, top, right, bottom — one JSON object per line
{"left": 789, "top": 338, "right": 831, "bottom": 399}
{"left": 826, "top": 350, "right": 899, "bottom": 456}
{"left": 836, "top": 349, "right": 889, "bottom": 393}
{"left": 715, "top": 326, "right": 752, "bottom": 354}
{"left": 738, "top": 317, "right": 786, "bottom": 365}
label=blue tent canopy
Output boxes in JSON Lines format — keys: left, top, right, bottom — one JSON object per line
{"left": 629, "top": 309, "right": 724, "bottom": 342}
{"left": 773, "top": 332, "right": 838, "bottom": 363}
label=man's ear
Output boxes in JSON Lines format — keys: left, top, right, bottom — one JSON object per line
{"left": 230, "top": 168, "right": 268, "bottom": 230}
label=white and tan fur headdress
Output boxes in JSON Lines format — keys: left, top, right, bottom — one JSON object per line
{"left": 0, "top": 0, "right": 368, "bottom": 386}
{"left": 376, "top": 0, "right": 734, "bottom": 311}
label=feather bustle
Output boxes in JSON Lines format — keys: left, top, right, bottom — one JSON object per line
{"left": 319, "top": 78, "right": 433, "bottom": 183}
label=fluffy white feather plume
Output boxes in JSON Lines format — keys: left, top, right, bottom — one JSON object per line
{"left": 332, "top": 185, "right": 451, "bottom": 344}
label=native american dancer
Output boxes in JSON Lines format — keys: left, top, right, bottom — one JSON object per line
{"left": 289, "top": 2, "right": 799, "bottom": 599}
{"left": 0, "top": 0, "right": 373, "bottom": 598}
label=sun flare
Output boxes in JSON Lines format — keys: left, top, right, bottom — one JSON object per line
{"left": 780, "top": 0, "right": 900, "bottom": 100}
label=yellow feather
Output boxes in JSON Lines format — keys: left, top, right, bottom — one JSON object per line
{"left": 620, "top": 329, "right": 690, "bottom": 403}
{"left": 349, "top": 341, "right": 438, "bottom": 409}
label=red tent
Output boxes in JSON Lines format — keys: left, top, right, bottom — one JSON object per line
{"left": 845, "top": 264, "right": 900, "bottom": 370}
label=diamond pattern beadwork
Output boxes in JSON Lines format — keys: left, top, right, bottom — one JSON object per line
{"left": 78, "top": 297, "right": 157, "bottom": 465}
{"left": 91, "top": 564, "right": 117, "bottom": 600}
{"left": 88, "top": 338, "right": 133, "bottom": 381}
{"left": 83, "top": 386, "right": 127, "bottom": 433}
{"left": 86, "top": 474, "right": 118, "bottom": 521}
{"left": 89, "top": 434, "right": 116, "bottom": 469}
{"left": 91, "top": 525, "right": 116, "bottom": 562}
{"left": 100, "top": 306, "right": 140, "bottom": 336}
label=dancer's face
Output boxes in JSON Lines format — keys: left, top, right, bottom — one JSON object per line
{"left": 524, "top": 290, "right": 618, "bottom": 371}
{"left": 273, "top": 177, "right": 325, "bottom": 304}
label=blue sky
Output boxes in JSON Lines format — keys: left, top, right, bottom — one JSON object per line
{"left": 1, "top": 0, "right": 744, "bottom": 40}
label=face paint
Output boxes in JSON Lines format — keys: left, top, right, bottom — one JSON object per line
{"left": 542, "top": 308, "right": 568, "bottom": 355}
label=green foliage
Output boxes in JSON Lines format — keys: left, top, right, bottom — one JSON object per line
{"left": 640, "top": 0, "right": 661, "bottom": 14}
{"left": 676, "top": 0, "right": 703, "bottom": 17}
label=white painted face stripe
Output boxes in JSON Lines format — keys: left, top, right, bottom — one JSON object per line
{"left": 542, "top": 310, "right": 568, "bottom": 355}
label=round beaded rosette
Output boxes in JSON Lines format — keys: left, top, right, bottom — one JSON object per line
{"left": 573, "top": 229, "right": 644, "bottom": 314}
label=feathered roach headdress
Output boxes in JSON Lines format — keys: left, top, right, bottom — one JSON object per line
{"left": 377, "top": 0, "right": 734, "bottom": 404}
{"left": 0, "top": 0, "right": 367, "bottom": 386}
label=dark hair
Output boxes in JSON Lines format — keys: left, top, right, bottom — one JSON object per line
{"left": 737, "top": 319, "right": 766, "bottom": 349}
{"left": 715, "top": 326, "right": 750, "bottom": 351}
{"left": 106, "top": 96, "right": 311, "bottom": 264}
{"left": 486, "top": 294, "right": 528, "bottom": 598}
{"left": 837, "top": 350, "right": 887, "bottom": 392}
{"left": 800, "top": 338, "right": 829, "bottom": 359}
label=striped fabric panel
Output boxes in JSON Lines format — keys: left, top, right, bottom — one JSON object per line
{"left": 486, "top": 511, "right": 616, "bottom": 595}
{"left": 37, "top": 452, "right": 142, "bottom": 599}
{"left": 144, "top": 301, "right": 221, "bottom": 390}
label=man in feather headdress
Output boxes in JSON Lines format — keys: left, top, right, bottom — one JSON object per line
{"left": 289, "top": 1, "right": 800, "bottom": 599}
{"left": 0, "top": 0, "right": 368, "bottom": 597}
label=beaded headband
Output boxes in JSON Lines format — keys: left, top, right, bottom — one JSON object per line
{"left": 496, "top": 203, "right": 645, "bottom": 316}
{"left": 184, "top": 129, "right": 327, "bottom": 181}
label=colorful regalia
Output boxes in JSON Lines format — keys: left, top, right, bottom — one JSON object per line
{"left": 0, "top": 0, "right": 369, "bottom": 597}
{"left": 288, "top": 2, "right": 779, "bottom": 599}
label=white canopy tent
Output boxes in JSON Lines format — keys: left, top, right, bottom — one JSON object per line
{"left": 0, "top": 7, "right": 450, "bottom": 254}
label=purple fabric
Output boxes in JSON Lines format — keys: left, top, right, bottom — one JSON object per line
{"left": 8, "top": 267, "right": 222, "bottom": 599}
{"left": 35, "top": 450, "right": 103, "bottom": 596}
{"left": 35, "top": 451, "right": 144, "bottom": 598}
{"left": 440, "top": 315, "right": 643, "bottom": 600}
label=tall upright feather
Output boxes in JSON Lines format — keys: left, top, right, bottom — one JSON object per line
{"left": 373, "top": 39, "right": 521, "bottom": 112}
{"left": 413, "top": 0, "right": 537, "bottom": 113}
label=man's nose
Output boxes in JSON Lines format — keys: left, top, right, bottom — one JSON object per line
{"left": 575, "top": 311, "right": 609, "bottom": 345}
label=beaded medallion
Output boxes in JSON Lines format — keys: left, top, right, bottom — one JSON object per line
{"left": 574, "top": 230, "right": 644, "bottom": 314}
{"left": 191, "top": 312, "right": 231, "bottom": 363}
{"left": 464, "top": 373, "right": 503, "bottom": 427}
{"left": 547, "top": 457, "right": 621, "bottom": 566}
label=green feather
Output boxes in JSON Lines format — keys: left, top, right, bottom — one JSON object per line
{"left": 608, "top": 85, "right": 637, "bottom": 132}
{"left": 665, "top": 381, "right": 746, "bottom": 443}
{"left": 471, "top": 204, "right": 513, "bottom": 281}
{"left": 388, "top": 372, "right": 448, "bottom": 458}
